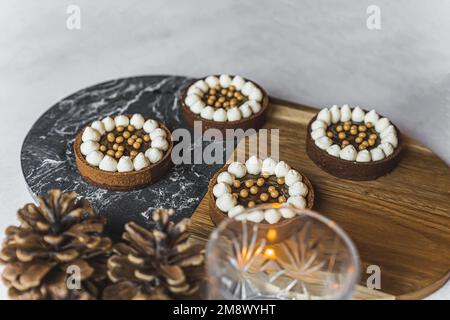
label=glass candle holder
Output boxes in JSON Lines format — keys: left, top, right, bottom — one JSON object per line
{"left": 206, "top": 204, "right": 360, "bottom": 300}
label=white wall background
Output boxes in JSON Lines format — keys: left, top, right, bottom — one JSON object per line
{"left": 0, "top": 0, "right": 448, "bottom": 299}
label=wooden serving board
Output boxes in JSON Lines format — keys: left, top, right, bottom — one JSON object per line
{"left": 189, "top": 98, "right": 450, "bottom": 300}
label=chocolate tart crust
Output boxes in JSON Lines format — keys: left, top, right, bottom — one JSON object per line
{"left": 180, "top": 76, "right": 270, "bottom": 135}
{"left": 306, "top": 114, "right": 403, "bottom": 181}
{"left": 207, "top": 164, "right": 315, "bottom": 237}
{"left": 74, "top": 122, "right": 173, "bottom": 190}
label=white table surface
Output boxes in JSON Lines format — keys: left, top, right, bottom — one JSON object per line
{"left": 0, "top": 0, "right": 448, "bottom": 300}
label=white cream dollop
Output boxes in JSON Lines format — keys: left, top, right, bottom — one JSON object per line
{"left": 285, "top": 169, "right": 302, "bottom": 186}
{"left": 227, "top": 162, "right": 247, "bottom": 178}
{"left": 114, "top": 115, "right": 129, "bottom": 127}
{"left": 231, "top": 75, "right": 246, "bottom": 90}
{"left": 289, "top": 181, "right": 308, "bottom": 197}
{"left": 311, "top": 128, "right": 326, "bottom": 140}
{"left": 151, "top": 137, "right": 169, "bottom": 151}
{"left": 185, "top": 94, "right": 200, "bottom": 107}
{"left": 340, "top": 104, "right": 352, "bottom": 122}
{"left": 213, "top": 109, "right": 227, "bottom": 122}
{"left": 200, "top": 106, "right": 215, "bottom": 120}
{"left": 379, "top": 142, "right": 394, "bottom": 157}
{"left": 86, "top": 151, "right": 104, "bottom": 166}
{"left": 380, "top": 125, "right": 395, "bottom": 139}
{"left": 264, "top": 209, "right": 281, "bottom": 224}
{"left": 315, "top": 136, "right": 332, "bottom": 150}
{"left": 246, "top": 210, "right": 265, "bottom": 223}
{"left": 330, "top": 105, "right": 341, "bottom": 124}
{"left": 242, "top": 81, "right": 256, "bottom": 96}
{"left": 217, "top": 171, "right": 234, "bottom": 185}
{"left": 326, "top": 144, "right": 341, "bottom": 157}
{"left": 143, "top": 119, "right": 158, "bottom": 133}
{"left": 356, "top": 150, "right": 371, "bottom": 162}
{"left": 280, "top": 207, "right": 296, "bottom": 219}
{"left": 213, "top": 182, "right": 231, "bottom": 198}
{"left": 339, "top": 145, "right": 357, "bottom": 161}
{"left": 205, "top": 76, "right": 219, "bottom": 88}
{"left": 274, "top": 161, "right": 291, "bottom": 178}
{"left": 91, "top": 121, "right": 106, "bottom": 135}
{"left": 80, "top": 141, "right": 99, "bottom": 156}
{"left": 287, "top": 196, "right": 307, "bottom": 209}
{"left": 193, "top": 79, "right": 208, "bottom": 92}
{"left": 82, "top": 127, "right": 101, "bottom": 142}
{"left": 216, "top": 193, "right": 236, "bottom": 212}
{"left": 149, "top": 128, "right": 167, "bottom": 140}
{"left": 261, "top": 158, "right": 277, "bottom": 175}
{"left": 227, "top": 107, "right": 242, "bottom": 121}
{"left": 187, "top": 86, "right": 203, "bottom": 96}
{"left": 117, "top": 156, "right": 134, "bottom": 172}
{"left": 375, "top": 117, "right": 390, "bottom": 133}
{"left": 381, "top": 133, "right": 398, "bottom": 148}
{"left": 190, "top": 100, "right": 205, "bottom": 114}
{"left": 219, "top": 74, "right": 232, "bottom": 88}
{"left": 99, "top": 155, "right": 118, "bottom": 172}
{"left": 130, "top": 114, "right": 145, "bottom": 129}
{"left": 247, "top": 100, "right": 261, "bottom": 114}
{"left": 364, "top": 109, "right": 379, "bottom": 125}
{"left": 351, "top": 106, "right": 365, "bottom": 122}
{"left": 102, "top": 116, "right": 116, "bottom": 132}
{"left": 249, "top": 87, "right": 263, "bottom": 102}
{"left": 370, "top": 147, "right": 386, "bottom": 161}
{"left": 145, "top": 148, "right": 163, "bottom": 163}
{"left": 239, "top": 103, "right": 252, "bottom": 118}
{"left": 133, "top": 153, "right": 150, "bottom": 171}
{"left": 316, "top": 108, "right": 331, "bottom": 125}
{"left": 245, "top": 156, "right": 263, "bottom": 175}
{"left": 228, "top": 205, "right": 245, "bottom": 218}
{"left": 311, "top": 120, "right": 327, "bottom": 131}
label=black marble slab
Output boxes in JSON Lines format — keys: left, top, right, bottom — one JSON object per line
{"left": 21, "top": 75, "right": 224, "bottom": 238}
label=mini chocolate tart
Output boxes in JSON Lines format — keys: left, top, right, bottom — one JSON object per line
{"left": 74, "top": 114, "right": 173, "bottom": 190}
{"left": 306, "top": 105, "right": 402, "bottom": 181}
{"left": 208, "top": 156, "right": 314, "bottom": 230}
{"left": 181, "top": 74, "right": 269, "bottom": 135}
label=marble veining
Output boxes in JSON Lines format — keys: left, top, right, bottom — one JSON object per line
{"left": 21, "top": 75, "right": 223, "bottom": 237}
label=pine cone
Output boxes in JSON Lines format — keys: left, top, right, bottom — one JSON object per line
{"left": 103, "top": 209, "right": 205, "bottom": 300}
{"left": 0, "top": 189, "right": 112, "bottom": 300}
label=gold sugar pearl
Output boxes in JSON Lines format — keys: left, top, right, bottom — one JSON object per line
{"left": 136, "top": 137, "right": 143, "bottom": 143}
{"left": 368, "top": 138, "right": 376, "bottom": 146}
{"left": 227, "top": 91, "right": 234, "bottom": 98}
{"left": 130, "top": 150, "right": 138, "bottom": 158}
{"left": 343, "top": 124, "right": 351, "bottom": 131}
{"left": 107, "top": 133, "right": 115, "bottom": 143}
{"left": 133, "top": 142, "right": 141, "bottom": 150}
{"left": 128, "top": 125, "right": 135, "bottom": 132}
{"left": 237, "top": 95, "right": 244, "bottom": 101}
{"left": 366, "top": 122, "right": 374, "bottom": 128}
{"left": 262, "top": 173, "right": 270, "bottom": 179}
{"left": 351, "top": 125, "right": 357, "bottom": 131}
{"left": 250, "top": 186, "right": 259, "bottom": 195}
{"left": 278, "top": 195, "right": 287, "bottom": 203}
{"left": 214, "top": 84, "right": 221, "bottom": 90}
{"left": 362, "top": 140, "right": 369, "bottom": 147}
{"left": 214, "top": 101, "right": 222, "bottom": 108}
{"left": 338, "top": 132, "right": 346, "bottom": 140}
{"left": 127, "top": 138, "right": 135, "bottom": 145}
{"left": 112, "top": 143, "right": 119, "bottom": 151}
{"left": 131, "top": 134, "right": 138, "bottom": 140}
{"left": 220, "top": 89, "right": 227, "bottom": 95}
{"left": 260, "top": 193, "right": 269, "bottom": 202}
{"left": 116, "top": 126, "right": 125, "bottom": 133}
{"left": 245, "top": 179, "right": 254, "bottom": 188}
{"left": 210, "top": 88, "right": 217, "bottom": 95}
{"left": 350, "top": 129, "right": 358, "bottom": 135}
{"left": 326, "top": 131, "right": 334, "bottom": 138}
{"left": 115, "top": 151, "right": 123, "bottom": 159}
{"left": 336, "top": 125, "right": 343, "bottom": 132}
{"left": 270, "top": 190, "right": 279, "bottom": 198}
{"left": 358, "top": 144, "right": 367, "bottom": 151}
{"left": 223, "top": 101, "right": 230, "bottom": 108}
{"left": 118, "top": 145, "right": 125, "bottom": 152}
{"left": 100, "top": 145, "right": 107, "bottom": 152}
{"left": 234, "top": 92, "right": 240, "bottom": 98}
{"left": 230, "top": 99, "right": 237, "bottom": 107}
{"left": 277, "top": 177, "right": 285, "bottom": 185}
{"left": 358, "top": 125, "right": 367, "bottom": 132}
{"left": 344, "top": 121, "right": 352, "bottom": 126}
{"left": 218, "top": 96, "right": 226, "bottom": 103}
{"left": 248, "top": 201, "right": 256, "bottom": 208}
{"left": 233, "top": 180, "right": 241, "bottom": 188}
{"left": 115, "top": 136, "right": 124, "bottom": 144}
{"left": 268, "top": 186, "right": 276, "bottom": 193}
{"left": 123, "top": 131, "right": 131, "bottom": 139}
{"left": 256, "top": 178, "right": 265, "bottom": 187}
{"left": 229, "top": 85, "right": 236, "bottom": 91}
{"left": 358, "top": 132, "right": 367, "bottom": 138}
{"left": 143, "top": 135, "right": 150, "bottom": 142}
{"left": 107, "top": 150, "right": 115, "bottom": 157}
{"left": 355, "top": 137, "right": 363, "bottom": 144}
{"left": 342, "top": 140, "right": 350, "bottom": 147}
{"left": 369, "top": 133, "right": 378, "bottom": 140}
{"left": 239, "top": 189, "right": 249, "bottom": 198}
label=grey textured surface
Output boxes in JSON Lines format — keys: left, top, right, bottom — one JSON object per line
{"left": 0, "top": 0, "right": 448, "bottom": 299}
{"left": 21, "top": 75, "right": 222, "bottom": 237}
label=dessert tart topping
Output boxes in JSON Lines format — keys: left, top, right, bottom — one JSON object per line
{"left": 310, "top": 105, "right": 398, "bottom": 162}
{"left": 213, "top": 156, "right": 310, "bottom": 224}
{"left": 184, "top": 74, "right": 264, "bottom": 122}
{"left": 79, "top": 114, "right": 170, "bottom": 172}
